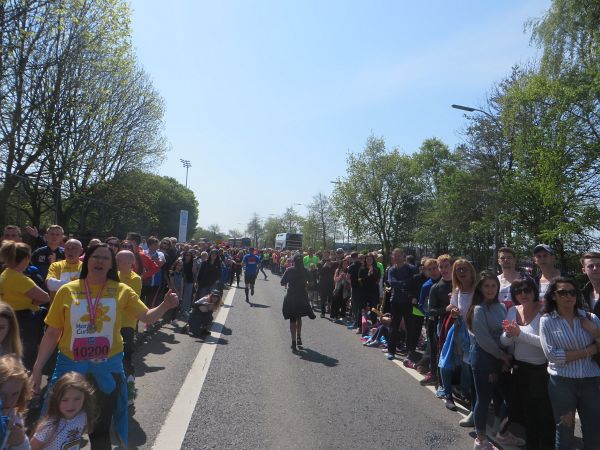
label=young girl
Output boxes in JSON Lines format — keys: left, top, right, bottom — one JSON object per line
{"left": 0, "top": 354, "right": 31, "bottom": 450}
{"left": 466, "top": 272, "right": 510, "bottom": 450}
{"left": 31, "top": 372, "right": 95, "bottom": 450}
{"left": 0, "top": 303, "right": 22, "bottom": 359}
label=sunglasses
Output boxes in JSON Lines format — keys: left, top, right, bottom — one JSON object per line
{"left": 514, "top": 287, "right": 533, "bottom": 295}
{"left": 555, "top": 289, "right": 577, "bottom": 298}
{"left": 455, "top": 267, "right": 469, "bottom": 273}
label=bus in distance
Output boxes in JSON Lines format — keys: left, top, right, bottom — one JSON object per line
{"left": 275, "top": 233, "right": 303, "bottom": 251}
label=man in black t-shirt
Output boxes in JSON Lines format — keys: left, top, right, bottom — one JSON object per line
{"left": 347, "top": 252, "right": 362, "bottom": 329}
{"left": 30, "top": 225, "right": 65, "bottom": 282}
{"left": 386, "top": 248, "right": 419, "bottom": 361}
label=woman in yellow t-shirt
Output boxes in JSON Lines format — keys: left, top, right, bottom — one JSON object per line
{"left": 29, "top": 243, "right": 178, "bottom": 449}
{"left": 0, "top": 241, "right": 50, "bottom": 370}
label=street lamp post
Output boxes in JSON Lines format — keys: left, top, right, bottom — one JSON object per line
{"left": 180, "top": 159, "right": 192, "bottom": 187}
{"left": 451, "top": 103, "right": 499, "bottom": 273}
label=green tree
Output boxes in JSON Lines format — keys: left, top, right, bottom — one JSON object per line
{"left": 246, "top": 213, "right": 263, "bottom": 248}
{"left": 332, "top": 135, "right": 423, "bottom": 260}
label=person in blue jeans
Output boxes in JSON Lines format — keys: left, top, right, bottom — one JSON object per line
{"left": 539, "top": 277, "right": 600, "bottom": 450}
{"left": 466, "top": 272, "right": 510, "bottom": 450}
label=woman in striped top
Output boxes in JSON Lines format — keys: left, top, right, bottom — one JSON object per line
{"left": 539, "top": 277, "right": 600, "bottom": 450}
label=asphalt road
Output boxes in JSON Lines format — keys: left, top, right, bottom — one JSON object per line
{"left": 124, "top": 273, "right": 474, "bottom": 450}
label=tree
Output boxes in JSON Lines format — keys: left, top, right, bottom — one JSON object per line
{"left": 78, "top": 170, "right": 198, "bottom": 238}
{"left": 262, "top": 216, "right": 285, "bottom": 248}
{"left": 281, "top": 206, "right": 303, "bottom": 233}
{"left": 246, "top": 213, "right": 263, "bottom": 247}
{"left": 332, "top": 135, "right": 424, "bottom": 260}
{"left": 306, "top": 192, "right": 333, "bottom": 249}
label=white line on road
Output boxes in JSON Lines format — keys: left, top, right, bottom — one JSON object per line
{"left": 152, "top": 287, "right": 236, "bottom": 450}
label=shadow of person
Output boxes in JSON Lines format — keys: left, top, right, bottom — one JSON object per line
{"left": 296, "top": 347, "right": 338, "bottom": 367}
{"left": 248, "top": 302, "right": 270, "bottom": 308}
{"left": 127, "top": 413, "right": 148, "bottom": 448}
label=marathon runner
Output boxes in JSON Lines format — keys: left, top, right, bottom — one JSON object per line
{"left": 242, "top": 247, "right": 261, "bottom": 305}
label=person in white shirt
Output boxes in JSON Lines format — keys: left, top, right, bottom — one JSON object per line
{"left": 500, "top": 278, "right": 554, "bottom": 448}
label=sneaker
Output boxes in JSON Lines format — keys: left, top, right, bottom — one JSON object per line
{"left": 419, "top": 373, "right": 437, "bottom": 386}
{"left": 473, "top": 438, "right": 498, "bottom": 450}
{"left": 494, "top": 431, "right": 525, "bottom": 447}
{"left": 386, "top": 353, "right": 395, "bottom": 360}
{"left": 403, "top": 359, "right": 417, "bottom": 369}
{"left": 445, "top": 397, "right": 457, "bottom": 411}
{"left": 308, "top": 311, "right": 316, "bottom": 320}
{"left": 459, "top": 412, "right": 475, "bottom": 427}
{"left": 366, "top": 340, "right": 380, "bottom": 348}
{"left": 435, "top": 386, "right": 446, "bottom": 398}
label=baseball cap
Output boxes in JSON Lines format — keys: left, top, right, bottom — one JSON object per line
{"left": 533, "top": 244, "right": 554, "bottom": 254}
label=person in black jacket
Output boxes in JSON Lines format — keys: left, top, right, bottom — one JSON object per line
{"left": 581, "top": 251, "right": 600, "bottom": 315}
{"left": 318, "top": 256, "right": 335, "bottom": 319}
{"left": 196, "top": 249, "right": 221, "bottom": 299}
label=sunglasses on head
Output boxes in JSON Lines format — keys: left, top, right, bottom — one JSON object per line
{"left": 555, "top": 289, "right": 577, "bottom": 298}
{"left": 514, "top": 287, "right": 533, "bottom": 295}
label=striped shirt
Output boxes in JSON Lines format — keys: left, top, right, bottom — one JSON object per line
{"left": 539, "top": 309, "right": 600, "bottom": 378}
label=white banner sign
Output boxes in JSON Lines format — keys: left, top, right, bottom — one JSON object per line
{"left": 178, "top": 210, "right": 189, "bottom": 243}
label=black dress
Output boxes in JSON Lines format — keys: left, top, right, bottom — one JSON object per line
{"left": 281, "top": 267, "right": 312, "bottom": 320}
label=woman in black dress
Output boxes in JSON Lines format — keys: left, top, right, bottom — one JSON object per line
{"left": 281, "top": 254, "right": 316, "bottom": 351}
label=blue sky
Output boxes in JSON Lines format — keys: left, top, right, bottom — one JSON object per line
{"left": 129, "top": 0, "right": 550, "bottom": 235}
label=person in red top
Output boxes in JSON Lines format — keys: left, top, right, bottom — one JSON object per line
{"left": 124, "top": 233, "right": 159, "bottom": 282}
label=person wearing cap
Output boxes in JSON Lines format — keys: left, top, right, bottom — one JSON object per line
{"left": 242, "top": 248, "right": 261, "bottom": 304}
{"left": 533, "top": 244, "right": 563, "bottom": 302}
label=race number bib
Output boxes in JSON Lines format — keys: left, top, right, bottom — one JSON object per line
{"left": 72, "top": 336, "right": 110, "bottom": 361}
{"left": 69, "top": 296, "right": 116, "bottom": 361}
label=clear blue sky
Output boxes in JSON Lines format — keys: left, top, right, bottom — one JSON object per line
{"left": 129, "top": 0, "right": 550, "bottom": 235}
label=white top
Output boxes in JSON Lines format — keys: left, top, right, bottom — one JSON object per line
{"left": 450, "top": 290, "right": 472, "bottom": 322}
{"left": 500, "top": 307, "right": 546, "bottom": 365}
{"left": 539, "top": 281, "right": 550, "bottom": 302}
{"left": 33, "top": 412, "right": 86, "bottom": 450}
{"left": 497, "top": 274, "right": 514, "bottom": 309}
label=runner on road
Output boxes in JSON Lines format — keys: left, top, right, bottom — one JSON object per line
{"left": 242, "top": 248, "right": 261, "bottom": 304}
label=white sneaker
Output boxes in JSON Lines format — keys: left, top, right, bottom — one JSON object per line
{"left": 473, "top": 438, "right": 498, "bottom": 450}
{"left": 494, "top": 431, "right": 526, "bottom": 447}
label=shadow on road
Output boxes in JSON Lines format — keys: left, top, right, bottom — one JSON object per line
{"left": 249, "top": 302, "right": 270, "bottom": 308}
{"left": 128, "top": 412, "right": 148, "bottom": 448}
{"left": 296, "top": 347, "right": 338, "bottom": 367}
{"left": 134, "top": 330, "right": 179, "bottom": 375}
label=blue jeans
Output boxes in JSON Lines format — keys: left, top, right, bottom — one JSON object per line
{"left": 470, "top": 346, "right": 509, "bottom": 436}
{"left": 548, "top": 375, "right": 600, "bottom": 450}
{"left": 441, "top": 361, "right": 475, "bottom": 404}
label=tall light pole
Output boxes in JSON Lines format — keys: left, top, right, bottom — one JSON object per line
{"left": 180, "top": 159, "right": 191, "bottom": 187}
{"left": 451, "top": 103, "right": 499, "bottom": 273}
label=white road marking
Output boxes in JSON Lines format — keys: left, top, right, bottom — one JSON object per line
{"left": 152, "top": 287, "right": 236, "bottom": 450}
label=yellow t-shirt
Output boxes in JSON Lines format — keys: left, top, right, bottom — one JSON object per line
{"left": 0, "top": 267, "right": 39, "bottom": 311}
{"left": 45, "top": 279, "right": 148, "bottom": 360}
{"left": 118, "top": 271, "right": 142, "bottom": 329}
{"left": 46, "top": 260, "right": 82, "bottom": 291}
